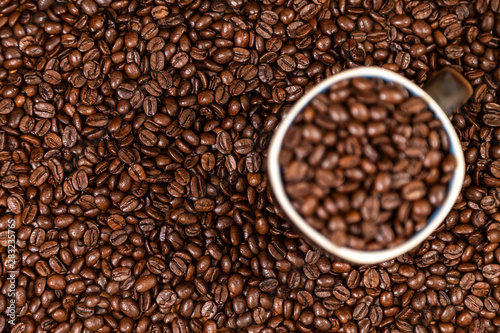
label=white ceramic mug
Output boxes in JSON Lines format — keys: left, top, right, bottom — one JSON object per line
{"left": 267, "top": 66, "right": 472, "bottom": 265}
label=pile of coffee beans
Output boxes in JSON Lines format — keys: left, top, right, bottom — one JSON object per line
{"left": 0, "top": 0, "right": 500, "bottom": 332}
{"left": 280, "top": 77, "right": 455, "bottom": 250}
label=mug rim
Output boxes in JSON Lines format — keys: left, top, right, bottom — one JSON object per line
{"left": 267, "top": 66, "right": 466, "bottom": 265}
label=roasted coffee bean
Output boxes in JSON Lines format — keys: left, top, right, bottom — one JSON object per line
{"left": 297, "top": 290, "right": 314, "bottom": 307}
{"left": 62, "top": 125, "right": 79, "bottom": 147}
{"left": 136, "top": 275, "right": 158, "bottom": 293}
{"left": 120, "top": 298, "right": 140, "bottom": 319}
{"left": 0, "top": 99, "right": 14, "bottom": 114}
{"left": 259, "top": 278, "right": 278, "bottom": 293}
{"left": 363, "top": 268, "right": 380, "bottom": 288}
{"left": 170, "top": 256, "right": 188, "bottom": 276}
{"left": 482, "top": 264, "right": 500, "bottom": 279}
{"left": 33, "top": 102, "right": 56, "bottom": 118}
{"left": 353, "top": 302, "right": 369, "bottom": 320}
{"left": 29, "top": 166, "right": 49, "bottom": 186}
{"left": 277, "top": 55, "right": 296, "bottom": 72}
{"left": 465, "top": 295, "right": 484, "bottom": 312}
{"left": 107, "top": 214, "right": 126, "bottom": 230}
{"left": 157, "top": 288, "right": 177, "bottom": 308}
{"left": 216, "top": 131, "right": 233, "bottom": 154}
{"left": 39, "top": 241, "right": 60, "bottom": 258}
{"left": 234, "top": 138, "right": 254, "bottom": 155}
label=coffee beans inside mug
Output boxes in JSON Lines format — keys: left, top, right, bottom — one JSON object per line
{"left": 280, "top": 78, "right": 455, "bottom": 250}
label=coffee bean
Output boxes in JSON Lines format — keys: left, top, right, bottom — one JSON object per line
{"left": 107, "top": 214, "right": 126, "bottom": 230}
{"left": 482, "top": 264, "right": 500, "bottom": 279}
{"left": 277, "top": 55, "right": 296, "bottom": 72}
{"left": 256, "top": 22, "right": 273, "bottom": 39}
{"left": 228, "top": 274, "right": 244, "bottom": 297}
{"left": 353, "top": 302, "right": 369, "bottom": 320}
{"left": 333, "top": 285, "right": 350, "bottom": 301}
{"left": 75, "top": 304, "right": 94, "bottom": 318}
{"left": 0, "top": 99, "right": 14, "bottom": 114}
{"left": 128, "top": 164, "right": 146, "bottom": 182}
{"left": 216, "top": 131, "right": 233, "bottom": 154}
{"left": 112, "top": 267, "right": 132, "bottom": 282}
{"left": 471, "top": 282, "right": 490, "bottom": 297}
{"left": 170, "top": 256, "right": 188, "bottom": 276}
{"left": 119, "top": 298, "right": 140, "bottom": 319}
{"left": 201, "top": 300, "right": 217, "bottom": 319}
{"left": 39, "top": 240, "right": 60, "bottom": 258}
{"left": 412, "top": 3, "right": 433, "bottom": 19}
{"left": 43, "top": 69, "right": 62, "bottom": 85}
{"left": 259, "top": 278, "right": 278, "bottom": 292}
{"left": 297, "top": 290, "right": 314, "bottom": 307}
{"left": 120, "top": 195, "right": 139, "bottom": 212}
{"left": 201, "top": 152, "right": 216, "bottom": 171}
{"left": 109, "top": 230, "right": 128, "bottom": 246}
{"left": 233, "top": 48, "right": 250, "bottom": 62}
{"left": 62, "top": 125, "right": 79, "bottom": 147}
{"left": 194, "top": 198, "right": 215, "bottom": 212}
{"left": 234, "top": 138, "right": 254, "bottom": 154}
{"left": 152, "top": 5, "right": 169, "bottom": 19}
{"left": 7, "top": 194, "right": 25, "bottom": 215}
{"left": 135, "top": 275, "right": 158, "bottom": 293}
{"left": 29, "top": 166, "right": 49, "bottom": 186}
{"left": 363, "top": 268, "right": 380, "bottom": 288}
{"left": 34, "top": 102, "right": 56, "bottom": 118}
{"left": 464, "top": 295, "right": 484, "bottom": 312}
{"left": 72, "top": 169, "right": 88, "bottom": 191}
{"left": 214, "top": 284, "right": 229, "bottom": 305}
{"left": 402, "top": 180, "right": 427, "bottom": 201}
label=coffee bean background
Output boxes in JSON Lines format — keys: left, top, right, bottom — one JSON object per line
{"left": 280, "top": 78, "right": 455, "bottom": 251}
{"left": 0, "top": 0, "right": 499, "bottom": 332}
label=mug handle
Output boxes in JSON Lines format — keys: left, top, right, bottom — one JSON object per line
{"left": 423, "top": 67, "right": 473, "bottom": 116}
